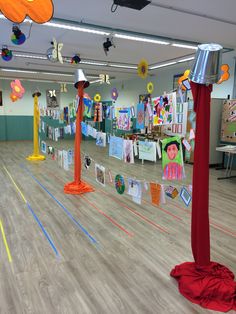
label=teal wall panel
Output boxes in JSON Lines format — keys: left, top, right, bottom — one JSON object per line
{"left": 0, "top": 116, "right": 33, "bottom": 141}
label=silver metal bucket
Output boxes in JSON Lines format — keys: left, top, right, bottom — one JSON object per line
{"left": 74, "top": 69, "right": 90, "bottom": 89}
{"left": 190, "top": 43, "right": 223, "bottom": 84}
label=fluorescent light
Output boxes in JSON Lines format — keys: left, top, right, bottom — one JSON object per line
{"left": 42, "top": 72, "right": 72, "bottom": 77}
{"left": 109, "top": 64, "right": 137, "bottom": 69}
{"left": 172, "top": 43, "right": 198, "bottom": 50}
{"left": 44, "top": 21, "right": 110, "bottom": 36}
{"left": 1, "top": 69, "right": 37, "bottom": 74}
{"left": 15, "top": 54, "right": 47, "bottom": 60}
{"left": 114, "top": 33, "right": 169, "bottom": 45}
{"left": 177, "top": 57, "right": 195, "bottom": 63}
{"left": 150, "top": 61, "right": 177, "bottom": 70}
{"left": 80, "top": 61, "right": 108, "bottom": 66}
{"left": 90, "top": 79, "right": 103, "bottom": 84}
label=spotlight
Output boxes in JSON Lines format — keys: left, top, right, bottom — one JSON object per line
{"left": 103, "top": 38, "right": 115, "bottom": 56}
{"left": 11, "top": 24, "right": 26, "bottom": 45}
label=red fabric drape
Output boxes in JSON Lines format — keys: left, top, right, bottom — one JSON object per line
{"left": 191, "top": 81, "right": 212, "bottom": 266}
{"left": 171, "top": 82, "right": 236, "bottom": 312}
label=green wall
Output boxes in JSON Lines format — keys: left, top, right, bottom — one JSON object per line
{"left": 0, "top": 116, "right": 33, "bottom": 141}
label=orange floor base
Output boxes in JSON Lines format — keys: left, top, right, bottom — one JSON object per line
{"left": 64, "top": 181, "right": 94, "bottom": 195}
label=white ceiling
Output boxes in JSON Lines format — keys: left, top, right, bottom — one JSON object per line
{"left": 0, "top": 0, "right": 235, "bottom": 83}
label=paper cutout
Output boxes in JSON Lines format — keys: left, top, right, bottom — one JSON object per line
{"left": 139, "top": 141, "right": 156, "bottom": 162}
{"left": 137, "top": 59, "right": 148, "bottom": 79}
{"left": 150, "top": 183, "right": 161, "bottom": 206}
{"left": 189, "top": 128, "right": 195, "bottom": 140}
{"left": 109, "top": 136, "right": 124, "bottom": 160}
{"left": 95, "top": 164, "right": 105, "bottom": 187}
{"left": 11, "top": 79, "right": 25, "bottom": 99}
{"left": 180, "top": 187, "right": 192, "bottom": 206}
{"left": 94, "top": 103, "right": 103, "bottom": 122}
{"left": 111, "top": 87, "right": 118, "bottom": 101}
{"left": 136, "top": 103, "right": 145, "bottom": 129}
{"left": 162, "top": 136, "right": 185, "bottom": 180}
{"left": 96, "top": 132, "right": 106, "bottom": 147}
{"left": 123, "top": 140, "right": 134, "bottom": 163}
{"left": 115, "top": 174, "right": 125, "bottom": 194}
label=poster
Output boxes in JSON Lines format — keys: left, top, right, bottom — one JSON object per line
{"left": 221, "top": 99, "right": 236, "bottom": 143}
{"left": 81, "top": 122, "right": 88, "bottom": 136}
{"left": 139, "top": 141, "right": 156, "bottom": 162}
{"left": 41, "top": 141, "right": 47, "bottom": 154}
{"left": 115, "top": 174, "right": 125, "bottom": 194}
{"left": 152, "top": 92, "right": 176, "bottom": 125}
{"left": 109, "top": 136, "right": 124, "bottom": 160}
{"left": 162, "top": 136, "right": 185, "bottom": 180}
{"left": 116, "top": 107, "right": 131, "bottom": 131}
{"left": 136, "top": 103, "right": 145, "bottom": 129}
{"left": 150, "top": 183, "right": 161, "bottom": 206}
{"left": 95, "top": 164, "right": 105, "bottom": 187}
{"left": 123, "top": 139, "right": 134, "bottom": 163}
{"left": 128, "top": 178, "right": 142, "bottom": 204}
{"left": 163, "top": 102, "right": 188, "bottom": 137}
{"left": 46, "top": 89, "right": 60, "bottom": 108}
{"left": 96, "top": 132, "right": 106, "bottom": 147}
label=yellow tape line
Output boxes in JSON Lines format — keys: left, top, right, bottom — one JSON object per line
{"left": 0, "top": 220, "right": 12, "bottom": 263}
{"left": 3, "top": 166, "right": 27, "bottom": 203}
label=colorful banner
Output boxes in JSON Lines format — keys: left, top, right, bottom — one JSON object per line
{"left": 136, "top": 103, "right": 145, "bottom": 129}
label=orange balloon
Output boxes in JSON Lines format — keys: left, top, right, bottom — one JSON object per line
{"left": 0, "top": 0, "right": 54, "bottom": 23}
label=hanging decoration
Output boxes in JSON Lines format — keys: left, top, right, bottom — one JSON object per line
{"left": 60, "top": 83, "right": 67, "bottom": 93}
{"left": 99, "top": 74, "right": 110, "bottom": 84}
{"left": 46, "top": 38, "right": 63, "bottom": 64}
{"left": 147, "top": 82, "right": 154, "bottom": 94}
{"left": 178, "top": 69, "right": 191, "bottom": 91}
{"left": 137, "top": 59, "right": 149, "bottom": 79}
{"left": 0, "top": 0, "right": 54, "bottom": 24}
{"left": 115, "top": 174, "right": 125, "bottom": 195}
{"left": 10, "top": 93, "right": 18, "bottom": 102}
{"left": 11, "top": 24, "right": 26, "bottom": 45}
{"left": 71, "top": 54, "right": 81, "bottom": 64}
{"left": 10, "top": 79, "right": 25, "bottom": 99}
{"left": 1, "top": 46, "right": 13, "bottom": 61}
{"left": 111, "top": 87, "right": 118, "bottom": 101}
{"left": 94, "top": 93, "right": 101, "bottom": 102}
{"left": 217, "top": 64, "right": 230, "bottom": 84}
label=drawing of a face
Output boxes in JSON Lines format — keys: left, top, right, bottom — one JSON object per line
{"left": 167, "top": 144, "right": 178, "bottom": 160}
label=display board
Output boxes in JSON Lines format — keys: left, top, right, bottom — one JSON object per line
{"left": 221, "top": 99, "right": 236, "bottom": 143}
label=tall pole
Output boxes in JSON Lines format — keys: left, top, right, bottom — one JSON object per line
{"left": 27, "top": 91, "right": 45, "bottom": 161}
{"left": 64, "top": 69, "right": 94, "bottom": 195}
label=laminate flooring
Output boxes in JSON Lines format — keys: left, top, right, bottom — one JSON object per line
{"left": 0, "top": 140, "right": 235, "bottom": 314}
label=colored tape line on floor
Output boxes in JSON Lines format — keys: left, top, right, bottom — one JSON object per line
{"left": 0, "top": 219, "right": 12, "bottom": 263}
{"left": 20, "top": 164, "right": 99, "bottom": 247}
{"left": 3, "top": 165, "right": 59, "bottom": 257}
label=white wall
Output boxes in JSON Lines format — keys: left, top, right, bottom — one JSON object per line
{"left": 87, "top": 51, "right": 236, "bottom": 105}
{"left": 0, "top": 79, "right": 76, "bottom": 116}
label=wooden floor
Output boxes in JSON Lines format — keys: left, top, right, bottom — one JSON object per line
{"left": 0, "top": 140, "right": 235, "bottom": 314}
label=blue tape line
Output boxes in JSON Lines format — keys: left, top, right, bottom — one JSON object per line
{"left": 26, "top": 202, "right": 59, "bottom": 257}
{"left": 21, "top": 164, "right": 98, "bottom": 246}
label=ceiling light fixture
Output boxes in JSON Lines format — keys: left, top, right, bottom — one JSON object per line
{"left": 42, "top": 72, "right": 72, "bottom": 77}
{"left": 172, "top": 43, "right": 198, "bottom": 50}
{"left": 44, "top": 21, "right": 110, "bottom": 36}
{"left": 177, "top": 57, "right": 195, "bottom": 63}
{"left": 150, "top": 61, "right": 177, "bottom": 70}
{"left": 80, "top": 61, "right": 108, "bottom": 66}
{"left": 114, "top": 33, "right": 169, "bottom": 45}
{"left": 109, "top": 64, "right": 137, "bottom": 69}
{"left": 1, "top": 68, "right": 38, "bottom": 74}
{"left": 14, "top": 53, "right": 48, "bottom": 60}
{"left": 90, "top": 79, "right": 103, "bottom": 84}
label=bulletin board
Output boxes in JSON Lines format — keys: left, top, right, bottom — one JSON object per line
{"left": 221, "top": 99, "right": 236, "bottom": 143}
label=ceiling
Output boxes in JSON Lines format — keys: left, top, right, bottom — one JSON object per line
{"left": 0, "top": 0, "right": 235, "bottom": 84}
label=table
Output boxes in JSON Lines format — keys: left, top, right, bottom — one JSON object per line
{"left": 216, "top": 145, "right": 236, "bottom": 180}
